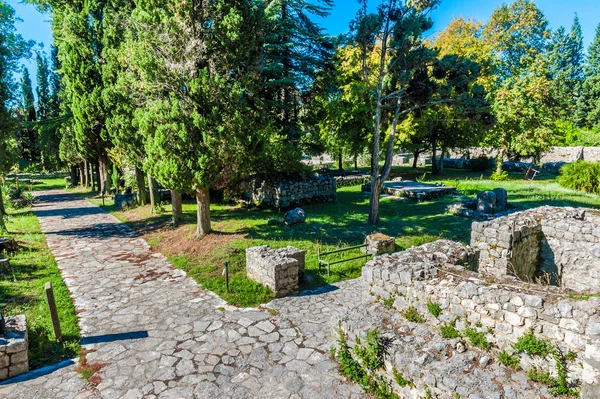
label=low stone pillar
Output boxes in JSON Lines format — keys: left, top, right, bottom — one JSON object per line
{"left": 0, "top": 315, "right": 29, "bottom": 381}
{"left": 246, "top": 245, "right": 306, "bottom": 297}
{"left": 364, "top": 233, "right": 396, "bottom": 256}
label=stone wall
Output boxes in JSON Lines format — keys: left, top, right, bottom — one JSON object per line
{"left": 238, "top": 176, "right": 336, "bottom": 208}
{"left": 0, "top": 315, "right": 29, "bottom": 381}
{"left": 471, "top": 206, "right": 600, "bottom": 292}
{"left": 333, "top": 174, "right": 371, "bottom": 188}
{"left": 361, "top": 240, "right": 600, "bottom": 394}
{"left": 246, "top": 245, "right": 305, "bottom": 297}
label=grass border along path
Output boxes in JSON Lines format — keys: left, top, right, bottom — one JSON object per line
{"left": 0, "top": 206, "right": 81, "bottom": 370}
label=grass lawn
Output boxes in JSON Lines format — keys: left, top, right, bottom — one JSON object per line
{"left": 0, "top": 206, "right": 81, "bottom": 370}
{"left": 36, "top": 167, "right": 600, "bottom": 307}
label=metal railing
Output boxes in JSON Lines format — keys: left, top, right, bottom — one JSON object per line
{"left": 317, "top": 243, "right": 373, "bottom": 276}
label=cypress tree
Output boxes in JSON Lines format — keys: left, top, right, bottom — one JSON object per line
{"left": 19, "top": 66, "right": 39, "bottom": 162}
{"left": 549, "top": 16, "right": 585, "bottom": 120}
{"left": 576, "top": 24, "right": 600, "bottom": 129}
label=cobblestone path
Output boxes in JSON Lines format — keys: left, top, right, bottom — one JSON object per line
{"left": 0, "top": 191, "right": 365, "bottom": 399}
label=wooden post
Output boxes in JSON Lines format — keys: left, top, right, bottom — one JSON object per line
{"left": 44, "top": 282, "right": 62, "bottom": 342}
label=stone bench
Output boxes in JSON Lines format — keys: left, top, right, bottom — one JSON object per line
{"left": 246, "top": 246, "right": 305, "bottom": 297}
{"left": 0, "top": 315, "right": 29, "bottom": 381}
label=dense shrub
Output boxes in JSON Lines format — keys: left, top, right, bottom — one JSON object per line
{"left": 557, "top": 161, "right": 600, "bottom": 194}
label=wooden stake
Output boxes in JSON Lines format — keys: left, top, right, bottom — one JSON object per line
{"left": 45, "top": 282, "right": 62, "bottom": 342}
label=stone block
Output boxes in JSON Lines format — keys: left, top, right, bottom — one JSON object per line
{"left": 364, "top": 233, "right": 396, "bottom": 256}
{"left": 0, "top": 314, "right": 28, "bottom": 381}
{"left": 246, "top": 246, "right": 305, "bottom": 298}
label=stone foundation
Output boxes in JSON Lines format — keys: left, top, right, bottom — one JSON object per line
{"left": 246, "top": 246, "right": 305, "bottom": 297}
{"left": 236, "top": 176, "right": 336, "bottom": 208}
{"left": 364, "top": 233, "right": 395, "bottom": 256}
{"left": 471, "top": 206, "right": 600, "bottom": 292}
{"left": 0, "top": 315, "right": 29, "bottom": 381}
{"left": 361, "top": 240, "right": 600, "bottom": 396}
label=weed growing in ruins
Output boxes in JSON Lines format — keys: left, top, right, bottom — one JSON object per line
{"left": 402, "top": 306, "right": 425, "bottom": 323}
{"left": 383, "top": 296, "right": 395, "bottom": 309}
{"left": 440, "top": 321, "right": 461, "bottom": 339}
{"left": 393, "top": 368, "right": 415, "bottom": 388}
{"left": 464, "top": 328, "right": 491, "bottom": 350}
{"left": 549, "top": 345, "right": 579, "bottom": 396}
{"left": 513, "top": 330, "right": 551, "bottom": 358}
{"left": 353, "top": 329, "right": 386, "bottom": 370}
{"left": 334, "top": 327, "right": 400, "bottom": 399}
{"left": 498, "top": 350, "right": 521, "bottom": 370}
{"left": 527, "top": 366, "right": 554, "bottom": 386}
{"left": 426, "top": 301, "right": 442, "bottom": 318}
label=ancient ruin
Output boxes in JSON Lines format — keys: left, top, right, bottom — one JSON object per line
{"left": 332, "top": 206, "right": 600, "bottom": 398}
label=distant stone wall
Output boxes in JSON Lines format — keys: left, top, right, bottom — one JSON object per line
{"left": 362, "top": 240, "right": 600, "bottom": 395}
{"left": 471, "top": 206, "right": 600, "bottom": 292}
{"left": 0, "top": 315, "right": 29, "bottom": 381}
{"left": 246, "top": 245, "right": 305, "bottom": 297}
{"left": 237, "top": 176, "right": 336, "bottom": 208}
{"left": 333, "top": 174, "right": 371, "bottom": 188}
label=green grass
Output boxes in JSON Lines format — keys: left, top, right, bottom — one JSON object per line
{"left": 0, "top": 207, "right": 81, "bottom": 370}
{"left": 43, "top": 167, "right": 600, "bottom": 307}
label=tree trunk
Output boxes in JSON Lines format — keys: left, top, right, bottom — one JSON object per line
{"left": 83, "top": 160, "right": 89, "bottom": 188}
{"left": 94, "top": 161, "right": 100, "bottom": 192}
{"left": 135, "top": 167, "right": 147, "bottom": 206}
{"left": 412, "top": 150, "right": 420, "bottom": 168}
{"left": 338, "top": 152, "right": 343, "bottom": 171}
{"left": 431, "top": 140, "right": 438, "bottom": 175}
{"left": 354, "top": 154, "right": 358, "bottom": 171}
{"left": 79, "top": 162, "right": 85, "bottom": 187}
{"left": 147, "top": 174, "right": 159, "bottom": 212}
{"left": 0, "top": 184, "right": 6, "bottom": 232}
{"left": 439, "top": 146, "right": 446, "bottom": 175}
{"left": 90, "top": 161, "right": 96, "bottom": 191}
{"left": 70, "top": 165, "right": 78, "bottom": 186}
{"left": 98, "top": 151, "right": 111, "bottom": 194}
{"left": 171, "top": 190, "right": 183, "bottom": 225}
{"left": 368, "top": 180, "right": 382, "bottom": 224}
{"left": 195, "top": 186, "right": 211, "bottom": 236}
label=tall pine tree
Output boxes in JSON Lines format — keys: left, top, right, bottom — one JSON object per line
{"left": 576, "top": 24, "right": 600, "bottom": 129}
{"left": 0, "top": 1, "right": 32, "bottom": 230}
{"left": 549, "top": 16, "right": 584, "bottom": 121}
{"left": 262, "top": 0, "right": 334, "bottom": 147}
{"left": 19, "top": 66, "right": 38, "bottom": 163}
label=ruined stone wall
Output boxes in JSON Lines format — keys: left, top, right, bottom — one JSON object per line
{"left": 238, "top": 176, "right": 336, "bottom": 208}
{"left": 246, "top": 246, "right": 305, "bottom": 297}
{"left": 471, "top": 206, "right": 600, "bottom": 292}
{"left": 333, "top": 174, "right": 371, "bottom": 188}
{"left": 0, "top": 315, "right": 29, "bottom": 381}
{"left": 362, "top": 241, "right": 600, "bottom": 393}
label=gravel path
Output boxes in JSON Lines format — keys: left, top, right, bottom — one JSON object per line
{"left": 0, "top": 191, "right": 365, "bottom": 399}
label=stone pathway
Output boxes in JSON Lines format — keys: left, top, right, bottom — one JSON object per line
{"left": 0, "top": 191, "right": 366, "bottom": 399}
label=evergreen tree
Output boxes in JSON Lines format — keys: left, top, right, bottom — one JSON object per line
{"left": 261, "top": 0, "right": 334, "bottom": 146}
{"left": 35, "top": 52, "right": 50, "bottom": 119}
{"left": 35, "top": 51, "right": 62, "bottom": 170}
{"left": 0, "top": 1, "right": 32, "bottom": 230}
{"left": 549, "top": 16, "right": 585, "bottom": 121}
{"left": 131, "top": 0, "right": 274, "bottom": 235}
{"left": 19, "top": 66, "right": 38, "bottom": 162}
{"left": 576, "top": 24, "right": 600, "bottom": 129}
{"left": 48, "top": 45, "right": 61, "bottom": 115}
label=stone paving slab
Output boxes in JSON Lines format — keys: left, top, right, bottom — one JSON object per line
{"left": 0, "top": 191, "right": 365, "bottom": 399}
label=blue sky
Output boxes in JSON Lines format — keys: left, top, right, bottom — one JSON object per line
{"left": 8, "top": 0, "right": 600, "bottom": 100}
